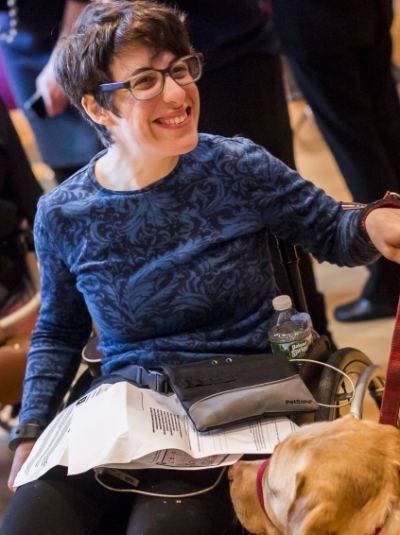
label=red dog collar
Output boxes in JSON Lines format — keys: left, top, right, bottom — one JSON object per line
{"left": 256, "top": 458, "right": 271, "bottom": 518}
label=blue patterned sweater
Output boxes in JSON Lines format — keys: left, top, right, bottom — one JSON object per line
{"left": 21, "top": 134, "right": 379, "bottom": 427}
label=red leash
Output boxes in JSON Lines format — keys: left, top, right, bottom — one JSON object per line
{"left": 374, "top": 294, "right": 400, "bottom": 533}
{"left": 374, "top": 294, "right": 400, "bottom": 532}
{"left": 379, "top": 295, "right": 400, "bottom": 427}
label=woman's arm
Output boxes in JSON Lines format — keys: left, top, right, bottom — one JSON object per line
{"left": 18, "top": 199, "right": 93, "bottom": 429}
{"left": 240, "top": 138, "right": 381, "bottom": 267}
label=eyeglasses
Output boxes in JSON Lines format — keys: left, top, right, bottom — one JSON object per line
{"left": 98, "top": 53, "right": 203, "bottom": 101}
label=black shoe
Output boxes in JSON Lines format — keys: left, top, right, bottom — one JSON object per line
{"left": 334, "top": 298, "right": 397, "bottom": 323}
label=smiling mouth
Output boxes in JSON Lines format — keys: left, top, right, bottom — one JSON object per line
{"left": 155, "top": 107, "right": 191, "bottom": 126}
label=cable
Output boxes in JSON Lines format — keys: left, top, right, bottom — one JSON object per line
{"left": 290, "top": 358, "right": 355, "bottom": 409}
{"left": 94, "top": 465, "right": 227, "bottom": 498}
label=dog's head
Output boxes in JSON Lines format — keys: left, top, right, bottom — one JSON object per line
{"left": 229, "top": 416, "right": 400, "bottom": 535}
{"left": 228, "top": 459, "right": 282, "bottom": 535}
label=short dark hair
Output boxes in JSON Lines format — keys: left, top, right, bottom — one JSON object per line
{"left": 53, "top": 1, "right": 193, "bottom": 146}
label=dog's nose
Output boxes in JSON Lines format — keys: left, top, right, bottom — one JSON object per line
{"left": 228, "top": 461, "right": 242, "bottom": 482}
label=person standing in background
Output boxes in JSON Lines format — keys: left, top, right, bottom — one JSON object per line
{"left": 0, "top": 0, "right": 103, "bottom": 184}
{"left": 0, "top": 95, "right": 42, "bottom": 307}
{"left": 182, "top": 0, "right": 294, "bottom": 168}
{"left": 271, "top": 0, "right": 400, "bottom": 322}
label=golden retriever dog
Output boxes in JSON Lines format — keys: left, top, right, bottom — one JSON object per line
{"left": 228, "top": 415, "right": 400, "bottom": 535}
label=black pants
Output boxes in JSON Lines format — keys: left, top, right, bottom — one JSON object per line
{"left": 288, "top": 31, "right": 400, "bottom": 305}
{"left": 198, "top": 53, "right": 332, "bottom": 339}
{"left": 0, "top": 465, "right": 241, "bottom": 535}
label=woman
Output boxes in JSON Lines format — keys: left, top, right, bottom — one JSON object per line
{"left": 2, "top": 2, "right": 400, "bottom": 534}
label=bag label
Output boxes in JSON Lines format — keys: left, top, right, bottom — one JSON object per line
{"left": 270, "top": 332, "right": 313, "bottom": 360}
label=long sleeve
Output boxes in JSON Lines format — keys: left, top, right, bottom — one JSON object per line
{"left": 239, "top": 137, "right": 380, "bottom": 267}
{"left": 19, "top": 199, "right": 92, "bottom": 427}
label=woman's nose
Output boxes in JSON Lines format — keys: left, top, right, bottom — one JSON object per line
{"left": 162, "top": 74, "right": 186, "bottom": 103}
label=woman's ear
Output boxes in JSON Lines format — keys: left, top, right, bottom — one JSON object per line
{"left": 81, "top": 94, "right": 116, "bottom": 126}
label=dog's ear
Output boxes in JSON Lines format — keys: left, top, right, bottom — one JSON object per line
{"left": 291, "top": 506, "right": 339, "bottom": 535}
{"left": 287, "top": 472, "right": 339, "bottom": 535}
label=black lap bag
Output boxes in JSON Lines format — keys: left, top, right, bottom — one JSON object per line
{"left": 163, "top": 352, "right": 318, "bottom": 432}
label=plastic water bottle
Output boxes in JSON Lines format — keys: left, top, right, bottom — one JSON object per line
{"left": 268, "top": 295, "right": 314, "bottom": 360}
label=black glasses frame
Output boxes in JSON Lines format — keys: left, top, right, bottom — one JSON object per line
{"left": 98, "top": 53, "right": 203, "bottom": 100}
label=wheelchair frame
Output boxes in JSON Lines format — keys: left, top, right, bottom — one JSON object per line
{"left": 274, "top": 238, "right": 386, "bottom": 425}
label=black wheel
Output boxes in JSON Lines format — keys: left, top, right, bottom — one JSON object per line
{"left": 314, "top": 348, "right": 385, "bottom": 422}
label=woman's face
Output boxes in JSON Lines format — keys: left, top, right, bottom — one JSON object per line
{"left": 108, "top": 44, "right": 200, "bottom": 159}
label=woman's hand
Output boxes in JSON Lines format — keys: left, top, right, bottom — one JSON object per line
{"left": 365, "top": 207, "right": 400, "bottom": 263}
{"left": 7, "top": 440, "right": 36, "bottom": 492}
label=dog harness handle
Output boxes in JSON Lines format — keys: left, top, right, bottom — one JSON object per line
{"left": 256, "top": 458, "right": 271, "bottom": 518}
{"left": 379, "top": 295, "right": 400, "bottom": 427}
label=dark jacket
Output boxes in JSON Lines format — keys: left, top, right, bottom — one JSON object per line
{"left": 0, "top": 0, "right": 88, "bottom": 40}
{"left": 271, "top": 0, "right": 393, "bottom": 57}
{"left": 0, "top": 97, "right": 42, "bottom": 238}
{"left": 155, "top": 0, "right": 280, "bottom": 71}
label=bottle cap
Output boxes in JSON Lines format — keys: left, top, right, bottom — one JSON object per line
{"left": 272, "top": 295, "right": 292, "bottom": 311}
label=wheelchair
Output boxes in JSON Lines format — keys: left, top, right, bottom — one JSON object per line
{"left": 0, "top": 227, "right": 41, "bottom": 431}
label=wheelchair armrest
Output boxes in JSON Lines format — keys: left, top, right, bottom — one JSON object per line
{"left": 82, "top": 336, "right": 103, "bottom": 378}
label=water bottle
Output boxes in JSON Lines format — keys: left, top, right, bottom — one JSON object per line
{"left": 268, "top": 295, "right": 315, "bottom": 360}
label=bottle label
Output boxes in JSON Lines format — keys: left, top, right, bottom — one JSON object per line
{"left": 270, "top": 332, "right": 313, "bottom": 360}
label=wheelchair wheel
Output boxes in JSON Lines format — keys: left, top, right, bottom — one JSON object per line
{"left": 314, "top": 348, "right": 385, "bottom": 422}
